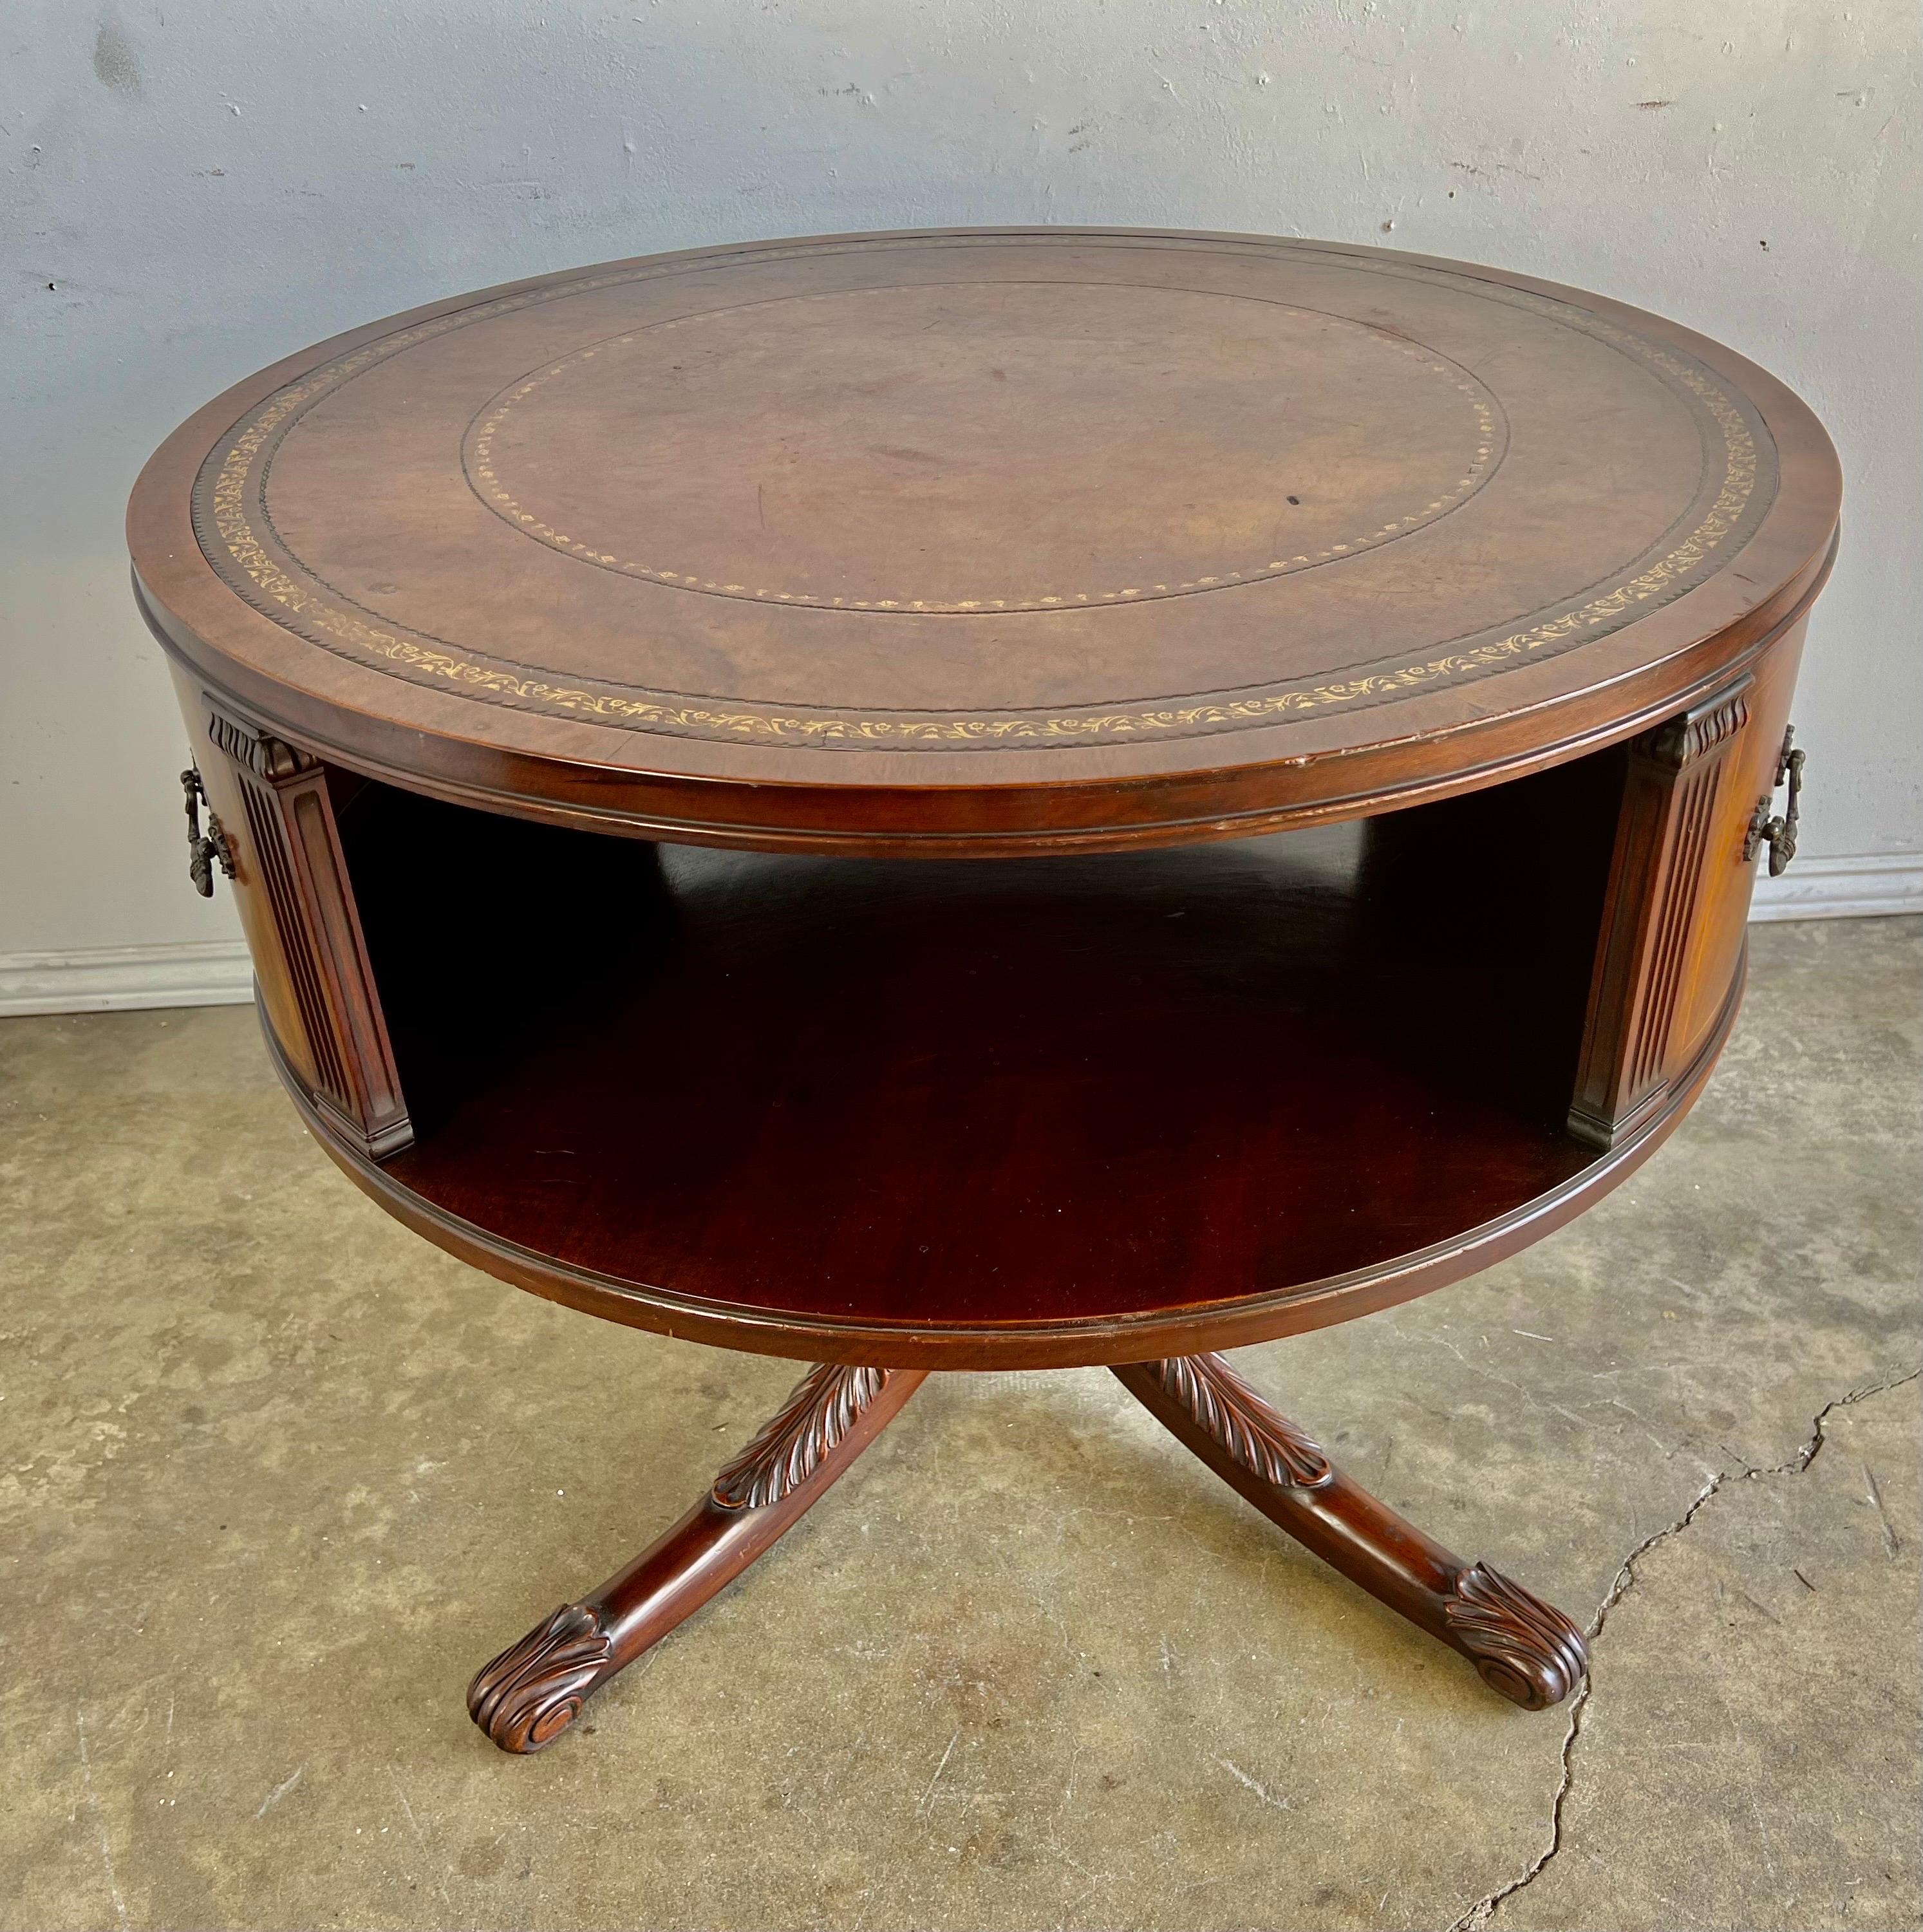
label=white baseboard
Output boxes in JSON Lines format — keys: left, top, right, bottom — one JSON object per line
{"left": 1748, "top": 851, "right": 1923, "bottom": 923}
{"left": 1, "top": 856, "right": 1917, "bottom": 1017}
{"left": 0, "top": 940, "right": 254, "bottom": 1017}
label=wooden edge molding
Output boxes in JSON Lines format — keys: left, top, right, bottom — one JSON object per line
{"left": 133, "top": 530, "right": 1837, "bottom": 860}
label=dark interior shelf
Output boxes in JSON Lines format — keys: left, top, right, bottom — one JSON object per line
{"left": 334, "top": 749, "right": 1624, "bottom": 1338}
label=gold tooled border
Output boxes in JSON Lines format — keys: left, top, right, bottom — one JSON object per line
{"left": 200, "top": 254, "right": 1762, "bottom": 747}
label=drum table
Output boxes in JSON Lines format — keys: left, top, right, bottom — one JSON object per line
{"left": 129, "top": 228, "right": 1839, "bottom": 1753}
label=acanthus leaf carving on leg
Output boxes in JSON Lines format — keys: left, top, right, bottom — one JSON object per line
{"left": 1152, "top": 1353, "right": 1333, "bottom": 1490}
{"left": 1443, "top": 1561, "right": 1590, "bottom": 1711}
{"left": 711, "top": 1363, "right": 892, "bottom": 1510}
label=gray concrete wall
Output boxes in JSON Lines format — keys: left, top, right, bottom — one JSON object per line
{"left": 5, "top": 1, "right": 1917, "bottom": 1000}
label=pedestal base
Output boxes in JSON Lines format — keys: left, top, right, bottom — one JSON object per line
{"left": 468, "top": 1353, "right": 1585, "bottom": 1753}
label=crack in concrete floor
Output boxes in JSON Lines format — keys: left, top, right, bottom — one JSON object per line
{"left": 1445, "top": 1367, "right": 1923, "bottom": 1932}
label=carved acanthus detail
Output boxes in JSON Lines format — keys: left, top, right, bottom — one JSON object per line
{"left": 466, "top": 1601, "right": 615, "bottom": 1752}
{"left": 1152, "top": 1354, "right": 1333, "bottom": 1490}
{"left": 1443, "top": 1562, "right": 1589, "bottom": 1710}
{"left": 711, "top": 1364, "right": 892, "bottom": 1511}
{"left": 205, "top": 707, "right": 317, "bottom": 780}
{"left": 1642, "top": 681, "right": 1751, "bottom": 770}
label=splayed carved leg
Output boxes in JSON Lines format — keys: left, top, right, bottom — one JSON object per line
{"left": 1111, "top": 1353, "right": 1587, "bottom": 1710}
{"left": 469, "top": 1362, "right": 924, "bottom": 1752}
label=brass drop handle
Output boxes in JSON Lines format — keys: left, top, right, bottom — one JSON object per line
{"left": 180, "top": 765, "right": 236, "bottom": 897}
{"left": 1743, "top": 726, "right": 1804, "bottom": 876}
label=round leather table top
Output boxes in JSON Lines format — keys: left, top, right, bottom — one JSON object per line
{"left": 130, "top": 227, "right": 1839, "bottom": 854}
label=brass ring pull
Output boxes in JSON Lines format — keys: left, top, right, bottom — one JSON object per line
{"left": 180, "top": 765, "right": 236, "bottom": 897}
{"left": 1743, "top": 726, "right": 1804, "bottom": 876}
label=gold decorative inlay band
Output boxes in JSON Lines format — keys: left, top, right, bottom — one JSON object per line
{"left": 197, "top": 247, "right": 1765, "bottom": 749}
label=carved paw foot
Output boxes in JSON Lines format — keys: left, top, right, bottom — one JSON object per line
{"left": 467, "top": 1602, "right": 615, "bottom": 1752}
{"left": 1443, "top": 1562, "right": 1590, "bottom": 1710}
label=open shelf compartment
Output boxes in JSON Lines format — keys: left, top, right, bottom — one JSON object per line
{"left": 328, "top": 752, "right": 1628, "bottom": 1335}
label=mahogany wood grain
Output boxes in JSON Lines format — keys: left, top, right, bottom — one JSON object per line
{"left": 369, "top": 792, "right": 1605, "bottom": 1344}
{"left": 1570, "top": 673, "right": 1753, "bottom": 1147}
{"left": 1673, "top": 620, "right": 1806, "bottom": 1060}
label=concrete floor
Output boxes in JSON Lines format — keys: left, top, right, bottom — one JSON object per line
{"left": 1, "top": 917, "right": 1917, "bottom": 1932}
